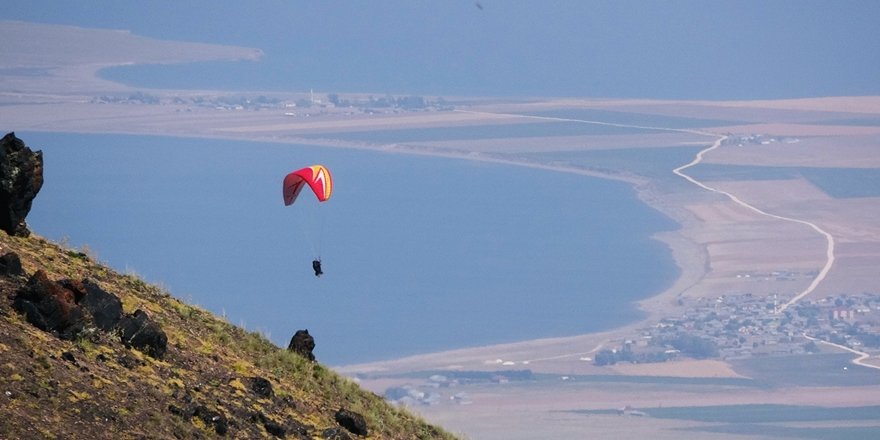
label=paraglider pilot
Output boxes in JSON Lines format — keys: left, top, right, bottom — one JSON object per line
{"left": 312, "top": 259, "right": 323, "bottom": 277}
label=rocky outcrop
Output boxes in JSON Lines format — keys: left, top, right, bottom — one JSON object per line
{"left": 0, "top": 132, "right": 43, "bottom": 237}
{"left": 168, "top": 402, "right": 229, "bottom": 436}
{"left": 118, "top": 309, "right": 168, "bottom": 359}
{"left": 193, "top": 405, "right": 229, "bottom": 436}
{"left": 10, "top": 266, "right": 167, "bottom": 359}
{"left": 253, "top": 412, "right": 287, "bottom": 438}
{"left": 288, "top": 329, "right": 316, "bottom": 361}
{"left": 249, "top": 376, "right": 274, "bottom": 399}
{"left": 61, "top": 278, "right": 123, "bottom": 332}
{"left": 335, "top": 408, "right": 368, "bottom": 437}
{"left": 14, "top": 270, "right": 87, "bottom": 340}
{"left": 322, "top": 427, "right": 354, "bottom": 440}
{"left": 0, "top": 252, "right": 24, "bottom": 277}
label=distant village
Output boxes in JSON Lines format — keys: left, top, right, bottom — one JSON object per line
{"left": 724, "top": 133, "right": 801, "bottom": 146}
{"left": 91, "top": 90, "right": 451, "bottom": 115}
{"left": 595, "top": 290, "right": 880, "bottom": 366}
{"left": 381, "top": 288, "right": 880, "bottom": 408}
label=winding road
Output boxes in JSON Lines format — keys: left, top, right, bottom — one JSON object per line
{"left": 804, "top": 333, "right": 880, "bottom": 371}
{"left": 672, "top": 132, "right": 836, "bottom": 313}
{"left": 457, "top": 109, "right": 836, "bottom": 313}
{"left": 454, "top": 109, "right": 856, "bottom": 367}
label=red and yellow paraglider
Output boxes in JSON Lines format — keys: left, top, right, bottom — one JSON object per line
{"left": 283, "top": 165, "right": 332, "bottom": 205}
{"left": 283, "top": 165, "right": 333, "bottom": 277}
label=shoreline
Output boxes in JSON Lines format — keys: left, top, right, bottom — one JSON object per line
{"left": 335, "top": 218, "right": 708, "bottom": 375}
{"left": 332, "top": 120, "right": 720, "bottom": 372}
{"left": 333, "top": 154, "right": 714, "bottom": 372}
{"left": 22, "top": 127, "right": 699, "bottom": 369}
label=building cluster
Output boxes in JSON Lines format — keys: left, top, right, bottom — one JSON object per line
{"left": 604, "top": 291, "right": 880, "bottom": 364}
{"left": 90, "top": 90, "right": 449, "bottom": 115}
{"left": 91, "top": 92, "right": 282, "bottom": 111}
{"left": 383, "top": 371, "right": 534, "bottom": 407}
{"left": 724, "top": 133, "right": 801, "bottom": 146}
{"left": 382, "top": 291, "right": 880, "bottom": 408}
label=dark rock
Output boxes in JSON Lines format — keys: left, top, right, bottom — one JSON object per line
{"left": 59, "top": 279, "right": 87, "bottom": 302}
{"left": 118, "top": 309, "right": 167, "bottom": 359}
{"left": 249, "top": 376, "right": 274, "bottom": 399}
{"left": 334, "top": 408, "right": 368, "bottom": 437}
{"left": 322, "top": 427, "right": 353, "bottom": 440}
{"left": 193, "top": 405, "right": 228, "bottom": 436}
{"left": 168, "top": 404, "right": 186, "bottom": 417}
{"left": 263, "top": 418, "right": 286, "bottom": 438}
{"left": 62, "top": 279, "right": 122, "bottom": 331}
{"left": 61, "top": 351, "right": 78, "bottom": 366}
{"left": 287, "top": 329, "right": 315, "bottom": 361}
{"left": 116, "top": 352, "right": 144, "bottom": 369}
{"left": 284, "top": 419, "right": 311, "bottom": 439}
{"left": 253, "top": 412, "right": 286, "bottom": 438}
{"left": 0, "top": 132, "right": 44, "bottom": 237}
{"left": 281, "top": 395, "right": 297, "bottom": 410}
{"left": 0, "top": 252, "right": 24, "bottom": 277}
{"left": 173, "top": 402, "right": 230, "bottom": 436}
{"left": 168, "top": 398, "right": 197, "bottom": 419}
{"left": 14, "top": 270, "right": 87, "bottom": 340}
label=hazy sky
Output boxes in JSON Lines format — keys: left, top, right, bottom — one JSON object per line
{"left": 5, "top": 0, "right": 880, "bottom": 99}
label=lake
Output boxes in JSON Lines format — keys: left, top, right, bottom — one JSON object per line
{"left": 23, "top": 131, "right": 679, "bottom": 365}
{"left": 7, "top": 2, "right": 879, "bottom": 99}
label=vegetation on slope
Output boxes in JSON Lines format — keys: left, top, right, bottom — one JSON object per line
{"left": 0, "top": 231, "right": 456, "bottom": 439}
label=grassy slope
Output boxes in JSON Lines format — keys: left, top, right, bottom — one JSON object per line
{"left": 0, "top": 230, "right": 456, "bottom": 439}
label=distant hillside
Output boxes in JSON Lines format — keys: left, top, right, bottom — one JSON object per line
{"left": 0, "top": 230, "right": 457, "bottom": 439}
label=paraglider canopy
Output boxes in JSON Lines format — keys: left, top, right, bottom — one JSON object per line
{"left": 283, "top": 165, "right": 333, "bottom": 276}
{"left": 283, "top": 165, "right": 333, "bottom": 206}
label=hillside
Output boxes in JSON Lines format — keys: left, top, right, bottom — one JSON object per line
{"left": 0, "top": 230, "right": 457, "bottom": 439}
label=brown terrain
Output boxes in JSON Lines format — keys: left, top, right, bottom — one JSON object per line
{"left": 3, "top": 20, "right": 880, "bottom": 439}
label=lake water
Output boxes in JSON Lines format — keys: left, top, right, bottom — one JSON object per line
{"left": 7, "top": 2, "right": 879, "bottom": 99}
{"left": 22, "top": 131, "right": 678, "bottom": 365}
